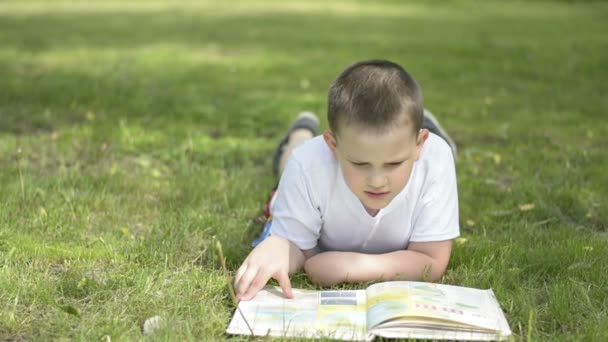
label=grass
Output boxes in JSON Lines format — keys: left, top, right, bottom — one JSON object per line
{"left": 1, "top": 0, "right": 607, "bottom": 340}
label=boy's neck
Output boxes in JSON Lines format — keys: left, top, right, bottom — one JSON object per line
{"left": 365, "top": 206, "right": 380, "bottom": 217}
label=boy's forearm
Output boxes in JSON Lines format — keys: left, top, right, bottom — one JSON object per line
{"left": 362, "top": 250, "right": 448, "bottom": 282}
{"left": 287, "top": 239, "right": 307, "bottom": 274}
{"left": 304, "top": 249, "right": 448, "bottom": 286}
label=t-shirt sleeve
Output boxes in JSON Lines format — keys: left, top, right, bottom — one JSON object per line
{"left": 409, "top": 149, "right": 460, "bottom": 242}
{"left": 268, "top": 157, "right": 322, "bottom": 250}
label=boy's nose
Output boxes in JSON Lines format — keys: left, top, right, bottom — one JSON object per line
{"left": 367, "top": 172, "right": 387, "bottom": 189}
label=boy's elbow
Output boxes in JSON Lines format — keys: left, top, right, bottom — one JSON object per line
{"left": 426, "top": 256, "right": 450, "bottom": 281}
{"left": 428, "top": 263, "right": 448, "bottom": 282}
{"left": 408, "top": 240, "right": 453, "bottom": 282}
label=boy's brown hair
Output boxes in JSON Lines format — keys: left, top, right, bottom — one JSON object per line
{"left": 327, "top": 60, "right": 424, "bottom": 135}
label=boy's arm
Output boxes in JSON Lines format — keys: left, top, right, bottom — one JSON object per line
{"left": 235, "top": 235, "right": 313, "bottom": 301}
{"left": 303, "top": 240, "right": 452, "bottom": 286}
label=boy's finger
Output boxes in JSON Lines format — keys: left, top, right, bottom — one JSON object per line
{"left": 234, "top": 264, "right": 247, "bottom": 287}
{"left": 235, "top": 266, "right": 258, "bottom": 299}
{"left": 275, "top": 271, "right": 293, "bottom": 299}
{"left": 241, "top": 272, "right": 270, "bottom": 301}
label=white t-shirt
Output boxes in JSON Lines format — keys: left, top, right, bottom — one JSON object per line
{"left": 269, "top": 133, "right": 460, "bottom": 254}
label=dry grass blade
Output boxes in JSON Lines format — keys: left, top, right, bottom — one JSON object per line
{"left": 215, "top": 239, "right": 254, "bottom": 336}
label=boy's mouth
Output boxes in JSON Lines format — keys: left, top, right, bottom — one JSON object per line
{"left": 365, "top": 191, "right": 390, "bottom": 199}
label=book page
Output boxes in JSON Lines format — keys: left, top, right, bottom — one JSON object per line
{"left": 226, "top": 286, "right": 369, "bottom": 341}
{"left": 365, "top": 281, "right": 505, "bottom": 332}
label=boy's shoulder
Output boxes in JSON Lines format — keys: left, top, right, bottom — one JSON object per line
{"left": 282, "top": 135, "right": 338, "bottom": 195}
{"left": 411, "top": 133, "right": 458, "bottom": 193}
{"left": 290, "top": 135, "right": 336, "bottom": 171}
{"left": 419, "top": 133, "right": 455, "bottom": 167}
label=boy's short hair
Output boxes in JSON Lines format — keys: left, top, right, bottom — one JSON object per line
{"left": 327, "top": 60, "right": 424, "bottom": 135}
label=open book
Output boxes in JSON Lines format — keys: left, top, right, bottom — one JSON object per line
{"left": 226, "top": 281, "right": 511, "bottom": 341}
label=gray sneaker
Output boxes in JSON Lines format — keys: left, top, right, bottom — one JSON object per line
{"left": 272, "top": 111, "right": 320, "bottom": 176}
{"left": 423, "top": 109, "right": 457, "bottom": 157}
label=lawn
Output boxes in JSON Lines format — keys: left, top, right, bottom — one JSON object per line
{"left": 1, "top": 0, "right": 607, "bottom": 340}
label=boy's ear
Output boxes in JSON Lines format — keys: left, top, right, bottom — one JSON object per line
{"left": 415, "top": 128, "right": 430, "bottom": 161}
{"left": 323, "top": 130, "right": 338, "bottom": 155}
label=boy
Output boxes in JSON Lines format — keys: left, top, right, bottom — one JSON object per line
{"left": 235, "top": 60, "right": 459, "bottom": 301}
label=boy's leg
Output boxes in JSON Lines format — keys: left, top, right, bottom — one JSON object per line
{"left": 272, "top": 111, "right": 320, "bottom": 177}
{"left": 423, "top": 109, "right": 457, "bottom": 157}
{"left": 253, "top": 112, "right": 319, "bottom": 248}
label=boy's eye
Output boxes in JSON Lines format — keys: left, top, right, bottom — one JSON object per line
{"left": 387, "top": 162, "right": 403, "bottom": 167}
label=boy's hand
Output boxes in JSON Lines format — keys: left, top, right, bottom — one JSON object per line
{"left": 235, "top": 236, "right": 304, "bottom": 301}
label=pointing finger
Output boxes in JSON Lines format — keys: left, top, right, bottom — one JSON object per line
{"left": 275, "top": 271, "right": 293, "bottom": 299}
{"left": 242, "top": 265, "right": 279, "bottom": 301}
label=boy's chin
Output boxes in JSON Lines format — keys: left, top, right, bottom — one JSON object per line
{"left": 360, "top": 198, "right": 391, "bottom": 212}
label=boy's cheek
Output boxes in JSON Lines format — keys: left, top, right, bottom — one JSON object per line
{"left": 341, "top": 168, "right": 364, "bottom": 192}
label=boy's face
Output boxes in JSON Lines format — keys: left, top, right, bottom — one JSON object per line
{"left": 324, "top": 124, "right": 428, "bottom": 215}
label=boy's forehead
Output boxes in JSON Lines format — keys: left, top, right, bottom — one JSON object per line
{"left": 337, "top": 121, "right": 417, "bottom": 141}
{"left": 336, "top": 124, "right": 418, "bottom": 157}
{"left": 335, "top": 112, "right": 417, "bottom": 136}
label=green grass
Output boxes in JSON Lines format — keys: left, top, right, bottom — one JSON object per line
{"left": 1, "top": 0, "right": 607, "bottom": 340}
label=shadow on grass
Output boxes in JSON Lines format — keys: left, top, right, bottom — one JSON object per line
{"left": 4, "top": 7, "right": 603, "bottom": 135}
{"left": 0, "top": 10, "right": 419, "bottom": 134}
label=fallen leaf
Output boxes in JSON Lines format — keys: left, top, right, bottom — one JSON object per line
{"left": 151, "top": 168, "right": 162, "bottom": 178}
{"left": 109, "top": 163, "right": 119, "bottom": 175}
{"left": 143, "top": 315, "right": 163, "bottom": 336}
{"left": 299, "top": 79, "right": 310, "bottom": 89}
{"left": 568, "top": 262, "right": 591, "bottom": 270}
{"left": 493, "top": 153, "right": 501, "bottom": 165}
{"left": 77, "top": 277, "right": 87, "bottom": 289}
{"left": 518, "top": 203, "right": 535, "bottom": 211}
